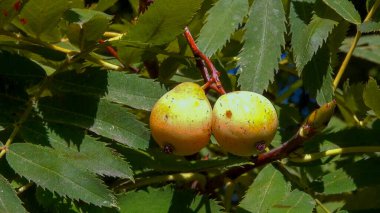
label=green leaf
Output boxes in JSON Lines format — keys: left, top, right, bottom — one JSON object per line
{"left": 270, "top": 189, "right": 315, "bottom": 213}
{"left": 13, "top": 0, "right": 69, "bottom": 41}
{"left": 6, "top": 143, "right": 116, "bottom": 207}
{"left": 196, "top": 0, "right": 248, "bottom": 57}
{"left": 118, "top": 185, "right": 222, "bottom": 212}
{"left": 359, "top": 21, "right": 380, "bottom": 33}
{"left": 363, "top": 77, "right": 380, "bottom": 118}
{"left": 327, "top": 21, "right": 350, "bottom": 68}
{"left": 239, "top": 164, "right": 290, "bottom": 212}
{"left": 292, "top": 2, "right": 339, "bottom": 72}
{"left": 340, "top": 35, "right": 380, "bottom": 64}
{"left": 20, "top": 121, "right": 133, "bottom": 179}
{"left": 0, "top": 174, "right": 27, "bottom": 213}
{"left": 94, "top": 0, "right": 118, "bottom": 11}
{"left": 51, "top": 70, "right": 168, "bottom": 111}
{"left": 118, "top": 0, "right": 203, "bottom": 46}
{"left": 38, "top": 97, "right": 151, "bottom": 150}
{"left": 322, "top": 0, "right": 361, "bottom": 24}
{"left": 319, "top": 168, "right": 356, "bottom": 194}
{"left": 0, "top": 0, "right": 22, "bottom": 28}
{"left": 64, "top": 9, "right": 112, "bottom": 49}
{"left": 302, "top": 45, "right": 334, "bottom": 105}
{"left": 340, "top": 82, "right": 369, "bottom": 120}
{"left": 237, "top": 0, "right": 286, "bottom": 93}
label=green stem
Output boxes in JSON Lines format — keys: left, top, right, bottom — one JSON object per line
{"left": 333, "top": 0, "right": 380, "bottom": 90}
{"left": 115, "top": 172, "right": 207, "bottom": 191}
{"left": 289, "top": 146, "right": 380, "bottom": 163}
{"left": 315, "top": 199, "right": 331, "bottom": 213}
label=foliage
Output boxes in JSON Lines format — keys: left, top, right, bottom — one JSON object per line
{"left": 0, "top": 0, "right": 380, "bottom": 212}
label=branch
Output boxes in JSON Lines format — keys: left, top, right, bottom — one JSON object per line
{"left": 183, "top": 27, "right": 226, "bottom": 94}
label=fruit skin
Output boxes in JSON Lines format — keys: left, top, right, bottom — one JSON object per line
{"left": 212, "top": 91, "right": 278, "bottom": 156}
{"left": 150, "top": 82, "right": 213, "bottom": 156}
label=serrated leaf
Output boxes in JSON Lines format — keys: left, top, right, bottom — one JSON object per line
{"left": 302, "top": 45, "right": 334, "bottom": 105}
{"left": 118, "top": 185, "right": 222, "bottom": 212}
{"left": 328, "top": 21, "right": 350, "bottom": 68}
{"left": 118, "top": 0, "right": 203, "bottom": 46}
{"left": 51, "top": 70, "right": 168, "bottom": 111}
{"left": 239, "top": 164, "right": 290, "bottom": 212}
{"left": 196, "top": 0, "right": 248, "bottom": 57}
{"left": 64, "top": 9, "right": 112, "bottom": 49}
{"left": 0, "top": 175, "right": 27, "bottom": 213}
{"left": 13, "top": 0, "right": 69, "bottom": 41}
{"left": 292, "top": 2, "right": 339, "bottom": 72}
{"left": 120, "top": 147, "right": 250, "bottom": 173}
{"left": 341, "top": 82, "right": 369, "bottom": 120}
{"left": 6, "top": 143, "right": 116, "bottom": 207}
{"left": 319, "top": 169, "right": 356, "bottom": 195}
{"left": 270, "top": 189, "right": 315, "bottom": 213}
{"left": 322, "top": 0, "right": 361, "bottom": 24}
{"left": 363, "top": 77, "right": 380, "bottom": 118}
{"left": 340, "top": 35, "right": 380, "bottom": 64}
{"left": 359, "top": 21, "right": 380, "bottom": 33}
{"left": 38, "top": 97, "right": 150, "bottom": 150}
{"left": 20, "top": 121, "right": 133, "bottom": 179}
{"left": 237, "top": 0, "right": 286, "bottom": 93}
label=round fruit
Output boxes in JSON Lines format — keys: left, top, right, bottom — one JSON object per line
{"left": 149, "top": 82, "right": 213, "bottom": 156}
{"left": 212, "top": 91, "right": 278, "bottom": 156}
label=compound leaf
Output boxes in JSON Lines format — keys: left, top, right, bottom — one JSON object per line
{"left": 238, "top": 0, "right": 286, "bottom": 93}
{"left": 270, "top": 189, "right": 315, "bottom": 213}
{"left": 118, "top": 185, "right": 222, "bottom": 212}
{"left": 20, "top": 121, "right": 133, "bottom": 180}
{"left": 197, "top": 0, "right": 248, "bottom": 57}
{"left": 292, "top": 2, "right": 339, "bottom": 72}
{"left": 6, "top": 143, "right": 116, "bottom": 207}
{"left": 363, "top": 77, "right": 380, "bottom": 118}
{"left": 322, "top": 0, "right": 361, "bottom": 24}
{"left": 302, "top": 45, "right": 334, "bottom": 105}
{"left": 118, "top": 0, "right": 203, "bottom": 46}
{"left": 13, "top": 0, "right": 69, "bottom": 41}
{"left": 0, "top": 175, "right": 27, "bottom": 213}
{"left": 239, "top": 164, "right": 290, "bottom": 212}
{"left": 38, "top": 97, "right": 151, "bottom": 150}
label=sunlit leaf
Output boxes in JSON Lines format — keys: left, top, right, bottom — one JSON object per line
{"left": 340, "top": 35, "right": 380, "bottom": 64}
{"left": 20, "top": 121, "right": 134, "bottom": 179}
{"left": 197, "top": 0, "right": 248, "bottom": 57}
{"left": 117, "top": 0, "right": 203, "bottom": 46}
{"left": 6, "top": 143, "right": 116, "bottom": 207}
{"left": 322, "top": 0, "right": 361, "bottom": 24}
{"left": 238, "top": 0, "right": 286, "bottom": 93}
{"left": 239, "top": 164, "right": 290, "bottom": 212}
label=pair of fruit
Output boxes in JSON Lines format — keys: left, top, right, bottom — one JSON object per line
{"left": 149, "top": 82, "right": 278, "bottom": 156}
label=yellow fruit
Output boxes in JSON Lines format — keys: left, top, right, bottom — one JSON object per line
{"left": 149, "top": 82, "right": 212, "bottom": 156}
{"left": 212, "top": 91, "right": 278, "bottom": 156}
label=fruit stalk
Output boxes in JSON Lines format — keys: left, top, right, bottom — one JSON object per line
{"left": 183, "top": 27, "right": 226, "bottom": 94}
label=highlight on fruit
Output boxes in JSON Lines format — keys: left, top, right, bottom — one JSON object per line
{"left": 211, "top": 91, "right": 278, "bottom": 156}
{"left": 149, "top": 82, "right": 213, "bottom": 156}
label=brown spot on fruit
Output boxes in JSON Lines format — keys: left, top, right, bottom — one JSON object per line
{"left": 226, "top": 110, "right": 232, "bottom": 118}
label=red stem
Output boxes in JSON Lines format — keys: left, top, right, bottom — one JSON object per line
{"left": 183, "top": 27, "right": 226, "bottom": 94}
